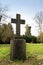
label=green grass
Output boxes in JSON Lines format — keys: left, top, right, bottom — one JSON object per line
{"left": 26, "top": 43, "right": 43, "bottom": 56}
{"left": 0, "top": 43, "right": 43, "bottom": 65}
{"left": 0, "top": 44, "right": 10, "bottom": 60}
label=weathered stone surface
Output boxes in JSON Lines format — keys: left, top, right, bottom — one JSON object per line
{"left": 10, "top": 39, "right": 26, "bottom": 60}
{"left": 10, "top": 14, "right": 26, "bottom": 60}
{"left": 11, "top": 14, "right": 25, "bottom": 36}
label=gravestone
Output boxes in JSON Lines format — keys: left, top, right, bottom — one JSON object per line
{"left": 10, "top": 14, "right": 26, "bottom": 60}
{"left": 11, "top": 14, "right": 25, "bottom": 36}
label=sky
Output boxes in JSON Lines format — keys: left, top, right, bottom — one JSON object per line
{"left": 0, "top": 0, "right": 43, "bottom": 36}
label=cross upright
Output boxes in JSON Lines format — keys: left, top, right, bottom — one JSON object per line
{"left": 11, "top": 14, "right": 25, "bottom": 36}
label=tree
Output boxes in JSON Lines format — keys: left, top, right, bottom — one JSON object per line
{"left": 25, "top": 24, "right": 31, "bottom": 36}
{"left": 0, "top": 23, "right": 14, "bottom": 43}
{"left": 34, "top": 12, "right": 43, "bottom": 34}
{"left": 37, "top": 32, "right": 43, "bottom": 43}
{"left": 0, "top": 3, "right": 8, "bottom": 24}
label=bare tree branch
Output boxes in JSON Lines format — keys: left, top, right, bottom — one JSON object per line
{"left": 34, "top": 11, "right": 43, "bottom": 34}
{"left": 0, "top": 3, "right": 8, "bottom": 23}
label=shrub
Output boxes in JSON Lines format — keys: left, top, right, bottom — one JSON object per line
{"left": 0, "top": 23, "right": 14, "bottom": 44}
{"left": 20, "top": 35, "right": 37, "bottom": 43}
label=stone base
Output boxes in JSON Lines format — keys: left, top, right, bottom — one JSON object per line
{"left": 10, "top": 39, "right": 26, "bottom": 60}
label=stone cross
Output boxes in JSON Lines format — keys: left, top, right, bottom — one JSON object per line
{"left": 11, "top": 14, "right": 25, "bottom": 36}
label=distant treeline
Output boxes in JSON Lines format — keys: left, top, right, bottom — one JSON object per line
{"left": 0, "top": 23, "right": 43, "bottom": 44}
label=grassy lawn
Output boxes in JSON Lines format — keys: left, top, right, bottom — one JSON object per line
{"left": 0, "top": 43, "right": 43, "bottom": 65}
{"left": 26, "top": 43, "right": 43, "bottom": 57}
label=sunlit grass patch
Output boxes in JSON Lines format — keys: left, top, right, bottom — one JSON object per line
{"left": 0, "top": 43, "right": 43, "bottom": 65}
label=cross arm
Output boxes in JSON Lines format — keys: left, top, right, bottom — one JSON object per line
{"left": 20, "top": 20, "right": 25, "bottom": 24}
{"left": 11, "top": 18, "right": 16, "bottom": 23}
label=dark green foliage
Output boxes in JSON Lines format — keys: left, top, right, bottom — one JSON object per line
{"left": 31, "top": 36, "right": 37, "bottom": 43}
{"left": 20, "top": 35, "right": 37, "bottom": 43}
{"left": 0, "top": 40, "right": 4, "bottom": 44}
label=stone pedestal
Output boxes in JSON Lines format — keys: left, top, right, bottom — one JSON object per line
{"left": 10, "top": 39, "right": 26, "bottom": 60}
